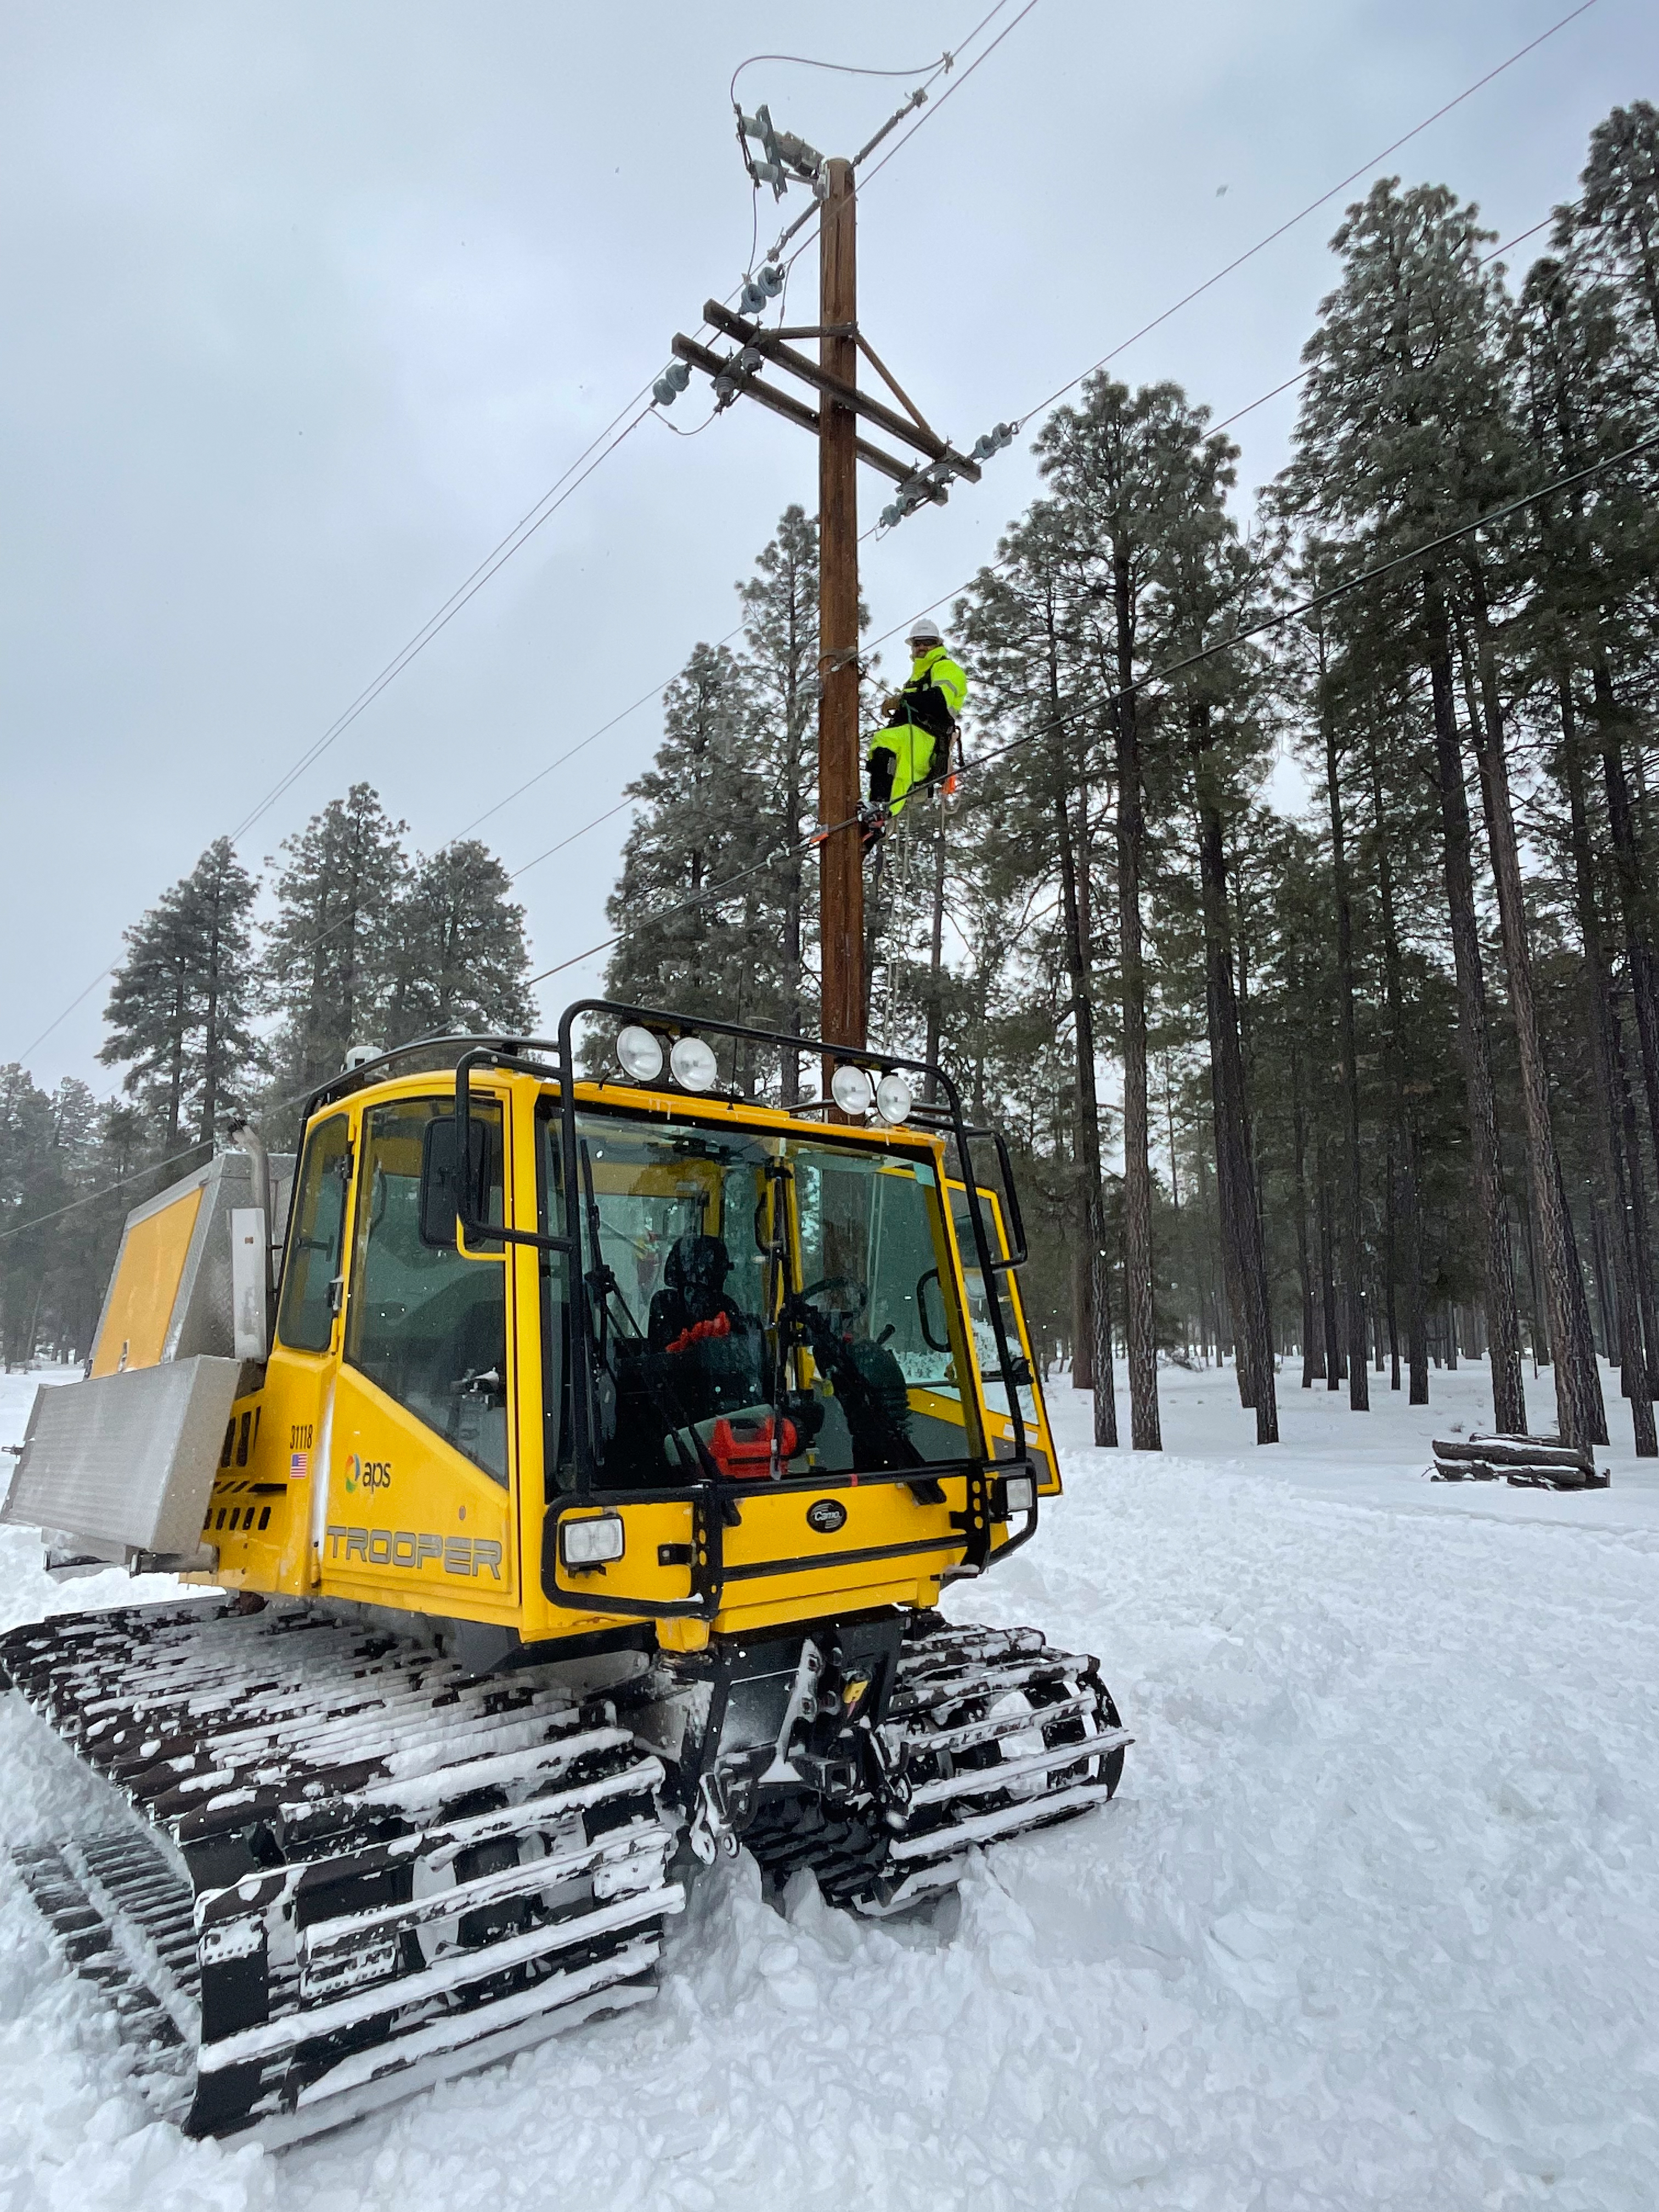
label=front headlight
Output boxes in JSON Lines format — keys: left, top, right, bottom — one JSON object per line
{"left": 616, "top": 1025, "right": 664, "bottom": 1082}
{"left": 999, "top": 1474, "right": 1035, "bottom": 1517}
{"left": 561, "top": 1513, "right": 625, "bottom": 1569}
{"left": 669, "top": 1035, "right": 719, "bottom": 1092}
{"left": 830, "top": 1063, "right": 874, "bottom": 1118}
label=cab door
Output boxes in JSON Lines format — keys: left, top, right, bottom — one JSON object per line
{"left": 539, "top": 1107, "right": 716, "bottom": 1621}
{"left": 947, "top": 1181, "right": 1061, "bottom": 1496}
{"left": 323, "top": 1092, "right": 519, "bottom": 1619}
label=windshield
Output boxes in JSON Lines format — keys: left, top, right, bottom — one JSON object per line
{"left": 543, "top": 1110, "right": 984, "bottom": 1483}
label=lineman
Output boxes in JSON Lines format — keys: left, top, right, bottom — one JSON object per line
{"left": 863, "top": 615, "right": 966, "bottom": 854}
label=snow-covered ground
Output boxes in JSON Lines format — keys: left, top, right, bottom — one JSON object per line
{"left": 2, "top": 1357, "right": 1657, "bottom": 2210}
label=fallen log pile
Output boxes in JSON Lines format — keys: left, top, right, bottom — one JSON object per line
{"left": 1430, "top": 1434, "right": 1610, "bottom": 1489}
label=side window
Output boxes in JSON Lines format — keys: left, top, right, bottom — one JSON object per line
{"left": 276, "top": 1115, "right": 352, "bottom": 1352}
{"left": 948, "top": 1187, "right": 1037, "bottom": 1422}
{"left": 346, "top": 1098, "right": 509, "bottom": 1485}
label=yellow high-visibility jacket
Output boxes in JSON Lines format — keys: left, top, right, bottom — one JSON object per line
{"left": 867, "top": 646, "right": 967, "bottom": 815}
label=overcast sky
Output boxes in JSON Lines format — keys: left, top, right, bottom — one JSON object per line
{"left": 4, "top": 0, "right": 1653, "bottom": 1097}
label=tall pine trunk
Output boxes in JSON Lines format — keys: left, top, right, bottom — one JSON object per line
{"left": 1558, "top": 679, "right": 1656, "bottom": 1453}
{"left": 1043, "top": 606, "right": 1115, "bottom": 1439}
{"left": 1193, "top": 710, "right": 1277, "bottom": 1443}
{"left": 1110, "top": 554, "right": 1161, "bottom": 1451}
{"left": 1365, "top": 731, "right": 1430, "bottom": 1403}
{"left": 1053, "top": 777, "right": 1117, "bottom": 1446}
{"left": 1383, "top": 1137, "right": 1402, "bottom": 1390}
{"left": 166, "top": 973, "right": 186, "bottom": 1152}
{"left": 1423, "top": 577, "right": 1526, "bottom": 1434}
{"left": 1318, "top": 646, "right": 1370, "bottom": 1412}
{"left": 1318, "top": 1148, "right": 1342, "bottom": 1389}
{"left": 781, "top": 817, "right": 803, "bottom": 1109}
{"left": 1290, "top": 1024, "right": 1320, "bottom": 1388}
{"left": 1592, "top": 657, "right": 1659, "bottom": 1185}
{"left": 1460, "top": 577, "right": 1605, "bottom": 1448}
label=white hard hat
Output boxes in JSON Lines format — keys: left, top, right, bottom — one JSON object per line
{"left": 907, "top": 614, "right": 943, "bottom": 646}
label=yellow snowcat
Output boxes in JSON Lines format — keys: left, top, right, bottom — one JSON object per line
{"left": 1, "top": 1001, "right": 1126, "bottom": 2146}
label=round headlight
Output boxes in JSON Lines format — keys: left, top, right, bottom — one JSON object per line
{"left": 616, "top": 1025, "right": 664, "bottom": 1083}
{"left": 874, "top": 1073, "right": 913, "bottom": 1125}
{"left": 669, "top": 1035, "right": 719, "bottom": 1092}
{"left": 831, "top": 1063, "right": 874, "bottom": 1118}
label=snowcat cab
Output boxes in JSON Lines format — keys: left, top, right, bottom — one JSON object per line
{"left": 0, "top": 1002, "right": 1126, "bottom": 2146}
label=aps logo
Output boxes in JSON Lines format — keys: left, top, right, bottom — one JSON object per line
{"left": 345, "top": 1453, "right": 393, "bottom": 1496}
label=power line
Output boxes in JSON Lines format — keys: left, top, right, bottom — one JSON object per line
{"left": 1012, "top": 0, "right": 1600, "bottom": 427}
{"left": 0, "top": 1071, "right": 329, "bottom": 1247}
{"left": 8, "top": 397, "right": 661, "bottom": 1070}
{"left": 9, "top": 1, "right": 1026, "bottom": 1079}
{"left": 227, "top": 403, "right": 659, "bottom": 844}
{"left": 504, "top": 12, "right": 1054, "bottom": 913}
{"left": 952, "top": 427, "right": 1659, "bottom": 785}
{"left": 12, "top": 0, "right": 1586, "bottom": 1080}
{"left": 225, "top": 4, "right": 1038, "bottom": 968}
{"left": 16, "top": 425, "right": 1653, "bottom": 1246}
{"left": 511, "top": 796, "right": 637, "bottom": 883}
{"left": 873, "top": 178, "right": 1585, "bottom": 634}
{"left": 14, "top": 969, "right": 116, "bottom": 1068}
{"left": 747, "top": 1, "right": 1022, "bottom": 283}
{"left": 524, "top": 428, "right": 1659, "bottom": 995}
{"left": 431, "top": 5, "right": 1624, "bottom": 985}
{"left": 224, "top": 147, "right": 1609, "bottom": 1028}
{"left": 1206, "top": 206, "right": 1575, "bottom": 438}
{"left": 856, "top": 0, "right": 1043, "bottom": 189}
{"left": 481, "top": 7, "right": 1615, "bottom": 966}
{"left": 9, "top": 13, "right": 1020, "bottom": 1076}
{"left": 460, "top": 662, "right": 736, "bottom": 839}
{"left": 730, "top": 49, "right": 960, "bottom": 104}
{"left": 854, "top": 10, "right": 1593, "bottom": 567}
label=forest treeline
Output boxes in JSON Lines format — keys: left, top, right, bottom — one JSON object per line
{"left": 0, "top": 788, "right": 532, "bottom": 1365}
{"left": 5, "top": 104, "right": 1655, "bottom": 1463}
{"left": 605, "top": 104, "right": 1659, "bottom": 1455}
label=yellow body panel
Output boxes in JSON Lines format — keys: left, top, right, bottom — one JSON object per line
{"left": 187, "top": 1064, "right": 1039, "bottom": 1652}
{"left": 90, "top": 1180, "right": 205, "bottom": 1375}
{"left": 551, "top": 1498, "right": 699, "bottom": 1610}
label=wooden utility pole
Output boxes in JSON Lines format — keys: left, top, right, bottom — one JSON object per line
{"left": 817, "top": 157, "right": 864, "bottom": 1051}
{"left": 670, "top": 141, "right": 983, "bottom": 1062}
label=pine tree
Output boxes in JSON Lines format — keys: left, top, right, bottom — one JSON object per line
{"left": 0, "top": 1065, "right": 60, "bottom": 1367}
{"left": 1286, "top": 181, "right": 1534, "bottom": 1437}
{"left": 100, "top": 836, "right": 261, "bottom": 1150}
{"left": 739, "top": 506, "right": 821, "bottom": 1101}
{"left": 385, "top": 840, "right": 536, "bottom": 1047}
{"left": 1141, "top": 403, "right": 1281, "bottom": 1441}
{"left": 958, "top": 501, "right": 1120, "bottom": 1440}
{"left": 1566, "top": 100, "right": 1659, "bottom": 357}
{"left": 1031, "top": 377, "right": 1204, "bottom": 1451}
{"left": 580, "top": 102, "right": 1659, "bottom": 1455}
{"left": 602, "top": 642, "right": 774, "bottom": 1080}
{"left": 1516, "top": 242, "right": 1659, "bottom": 1448}
{"left": 263, "top": 784, "right": 409, "bottom": 1099}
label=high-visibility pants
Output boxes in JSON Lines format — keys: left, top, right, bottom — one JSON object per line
{"left": 867, "top": 723, "right": 936, "bottom": 817}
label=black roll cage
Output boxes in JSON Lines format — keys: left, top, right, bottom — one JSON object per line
{"left": 293, "top": 1005, "right": 1041, "bottom": 1617}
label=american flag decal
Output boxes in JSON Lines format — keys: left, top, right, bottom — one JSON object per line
{"left": 290, "top": 1452, "right": 308, "bottom": 1481}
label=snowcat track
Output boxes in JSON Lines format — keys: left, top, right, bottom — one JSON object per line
{"left": 1, "top": 1599, "right": 682, "bottom": 2146}
{"left": 744, "top": 1620, "right": 1128, "bottom": 1913}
